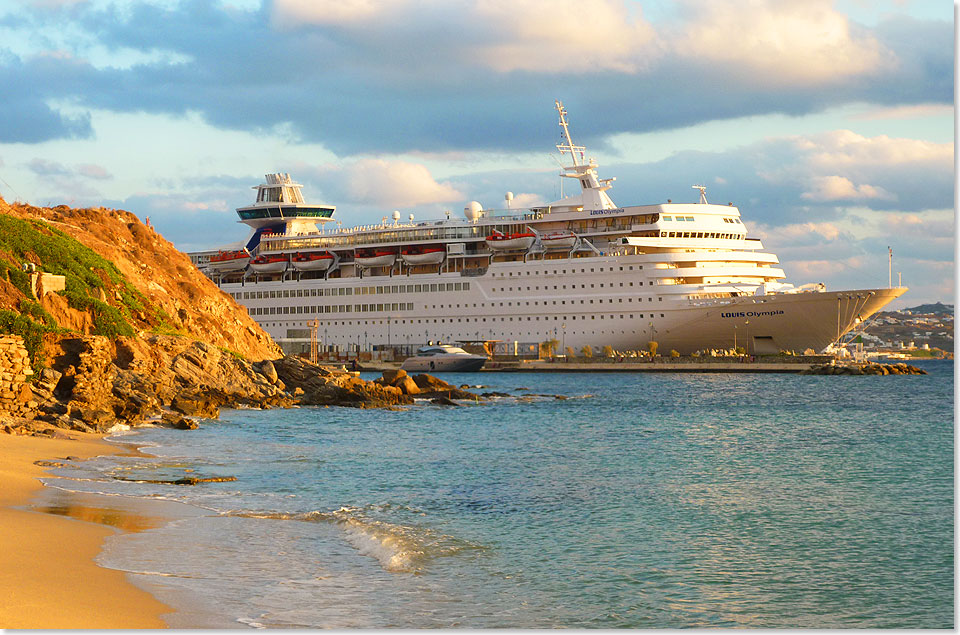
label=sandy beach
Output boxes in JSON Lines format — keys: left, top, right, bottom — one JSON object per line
{"left": 0, "top": 432, "right": 171, "bottom": 629}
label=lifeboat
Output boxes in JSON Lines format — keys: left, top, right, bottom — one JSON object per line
{"left": 250, "top": 253, "right": 289, "bottom": 274}
{"left": 400, "top": 246, "right": 445, "bottom": 266}
{"left": 291, "top": 251, "right": 335, "bottom": 272}
{"left": 354, "top": 250, "right": 397, "bottom": 268}
{"left": 540, "top": 231, "right": 578, "bottom": 250}
{"left": 207, "top": 249, "right": 250, "bottom": 272}
{"left": 485, "top": 230, "right": 536, "bottom": 252}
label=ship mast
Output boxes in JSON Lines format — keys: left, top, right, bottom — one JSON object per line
{"left": 555, "top": 100, "right": 585, "bottom": 167}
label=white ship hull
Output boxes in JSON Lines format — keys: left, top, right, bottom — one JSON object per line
{"left": 217, "top": 252, "right": 906, "bottom": 356}
{"left": 194, "top": 103, "right": 907, "bottom": 357}
{"left": 401, "top": 354, "right": 486, "bottom": 372}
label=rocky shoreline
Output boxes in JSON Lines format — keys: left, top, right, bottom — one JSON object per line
{"left": 800, "top": 361, "right": 928, "bottom": 375}
{"left": 1, "top": 333, "right": 484, "bottom": 437}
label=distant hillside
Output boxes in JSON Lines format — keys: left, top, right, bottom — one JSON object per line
{"left": 0, "top": 196, "right": 280, "bottom": 366}
{"left": 901, "top": 302, "right": 954, "bottom": 315}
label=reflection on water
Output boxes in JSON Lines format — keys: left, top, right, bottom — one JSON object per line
{"left": 34, "top": 489, "right": 166, "bottom": 532}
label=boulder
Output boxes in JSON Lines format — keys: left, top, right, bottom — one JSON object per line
{"left": 257, "top": 360, "right": 279, "bottom": 384}
{"left": 397, "top": 375, "right": 420, "bottom": 395}
{"left": 381, "top": 368, "right": 408, "bottom": 384}
{"left": 411, "top": 373, "right": 453, "bottom": 392}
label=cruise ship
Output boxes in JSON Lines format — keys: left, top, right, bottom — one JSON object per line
{"left": 189, "top": 101, "right": 906, "bottom": 356}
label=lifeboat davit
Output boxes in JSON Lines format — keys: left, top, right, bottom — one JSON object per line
{"left": 540, "top": 231, "right": 578, "bottom": 250}
{"left": 400, "top": 246, "right": 445, "bottom": 266}
{"left": 485, "top": 230, "right": 536, "bottom": 252}
{"left": 355, "top": 250, "right": 397, "bottom": 268}
{"left": 250, "top": 253, "right": 289, "bottom": 274}
{"left": 291, "top": 251, "right": 335, "bottom": 272}
{"left": 207, "top": 249, "right": 250, "bottom": 272}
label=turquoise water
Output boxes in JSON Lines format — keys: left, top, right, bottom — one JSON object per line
{"left": 48, "top": 362, "right": 954, "bottom": 628}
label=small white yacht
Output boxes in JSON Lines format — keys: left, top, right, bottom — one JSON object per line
{"left": 400, "top": 344, "right": 487, "bottom": 372}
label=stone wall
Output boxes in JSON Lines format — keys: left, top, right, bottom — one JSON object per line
{"left": 0, "top": 335, "right": 34, "bottom": 415}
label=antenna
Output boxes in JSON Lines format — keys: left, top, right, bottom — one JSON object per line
{"left": 555, "top": 100, "right": 585, "bottom": 167}
{"left": 692, "top": 184, "right": 707, "bottom": 204}
{"left": 888, "top": 246, "right": 892, "bottom": 288}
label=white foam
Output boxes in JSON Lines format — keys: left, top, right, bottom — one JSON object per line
{"left": 339, "top": 517, "right": 422, "bottom": 573}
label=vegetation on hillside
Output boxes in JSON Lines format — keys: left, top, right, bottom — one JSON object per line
{"left": 0, "top": 213, "right": 172, "bottom": 372}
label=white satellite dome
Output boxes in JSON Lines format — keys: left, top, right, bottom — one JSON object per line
{"left": 464, "top": 201, "right": 483, "bottom": 222}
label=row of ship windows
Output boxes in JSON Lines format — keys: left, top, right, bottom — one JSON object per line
{"left": 628, "top": 214, "right": 743, "bottom": 225}
{"left": 493, "top": 281, "right": 644, "bottom": 292}
{"left": 251, "top": 303, "right": 415, "bottom": 315}
{"left": 249, "top": 295, "right": 664, "bottom": 317}
{"left": 234, "top": 281, "right": 470, "bottom": 300}
{"left": 495, "top": 265, "right": 640, "bottom": 277}
{"left": 261, "top": 313, "right": 668, "bottom": 328}
{"left": 664, "top": 232, "right": 743, "bottom": 239}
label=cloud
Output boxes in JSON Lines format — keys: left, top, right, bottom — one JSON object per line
{"left": 26, "top": 158, "right": 71, "bottom": 176}
{"left": 77, "top": 163, "right": 111, "bottom": 180}
{"left": 854, "top": 103, "right": 954, "bottom": 120}
{"left": 309, "top": 158, "right": 463, "bottom": 208}
{"left": 273, "top": 0, "right": 386, "bottom": 26}
{"left": 801, "top": 176, "right": 894, "bottom": 202}
{"left": 670, "top": 0, "right": 894, "bottom": 85}
{"left": 0, "top": 1, "right": 948, "bottom": 153}
{"left": 469, "top": 0, "right": 658, "bottom": 73}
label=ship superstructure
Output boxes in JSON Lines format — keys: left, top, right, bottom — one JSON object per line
{"left": 189, "top": 102, "right": 906, "bottom": 356}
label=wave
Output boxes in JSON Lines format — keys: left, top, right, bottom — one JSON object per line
{"left": 225, "top": 505, "right": 480, "bottom": 574}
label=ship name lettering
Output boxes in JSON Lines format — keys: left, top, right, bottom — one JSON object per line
{"left": 588, "top": 208, "right": 625, "bottom": 216}
{"left": 721, "top": 310, "right": 785, "bottom": 318}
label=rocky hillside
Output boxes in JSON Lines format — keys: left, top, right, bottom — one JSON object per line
{"left": 0, "top": 196, "right": 279, "bottom": 363}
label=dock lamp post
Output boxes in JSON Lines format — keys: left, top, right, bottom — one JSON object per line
{"left": 562, "top": 322, "right": 566, "bottom": 355}
{"left": 364, "top": 330, "right": 368, "bottom": 352}
{"left": 744, "top": 320, "right": 750, "bottom": 355}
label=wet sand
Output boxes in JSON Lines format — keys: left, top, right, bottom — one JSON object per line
{"left": 0, "top": 432, "right": 172, "bottom": 628}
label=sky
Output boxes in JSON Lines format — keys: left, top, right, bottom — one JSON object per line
{"left": 0, "top": 0, "right": 954, "bottom": 308}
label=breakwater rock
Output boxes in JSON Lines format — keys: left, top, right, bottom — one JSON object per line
{"left": 801, "top": 362, "right": 928, "bottom": 376}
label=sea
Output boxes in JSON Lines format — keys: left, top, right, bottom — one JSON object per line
{"left": 40, "top": 361, "right": 954, "bottom": 628}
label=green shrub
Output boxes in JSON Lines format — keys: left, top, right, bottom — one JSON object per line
{"left": 0, "top": 309, "right": 50, "bottom": 375}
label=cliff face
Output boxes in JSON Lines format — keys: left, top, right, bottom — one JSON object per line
{"left": 0, "top": 197, "right": 280, "bottom": 361}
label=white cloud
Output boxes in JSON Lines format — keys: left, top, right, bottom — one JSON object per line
{"left": 671, "top": 0, "right": 895, "bottom": 84}
{"left": 854, "top": 103, "right": 954, "bottom": 120}
{"left": 314, "top": 158, "right": 464, "bottom": 208}
{"left": 77, "top": 163, "right": 111, "bottom": 180}
{"left": 272, "top": 0, "right": 388, "bottom": 26}
{"left": 470, "top": 0, "right": 659, "bottom": 73}
{"left": 803, "top": 129, "right": 952, "bottom": 168}
{"left": 801, "top": 175, "right": 894, "bottom": 201}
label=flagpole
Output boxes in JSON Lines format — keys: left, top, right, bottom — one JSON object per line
{"left": 888, "top": 246, "right": 892, "bottom": 288}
